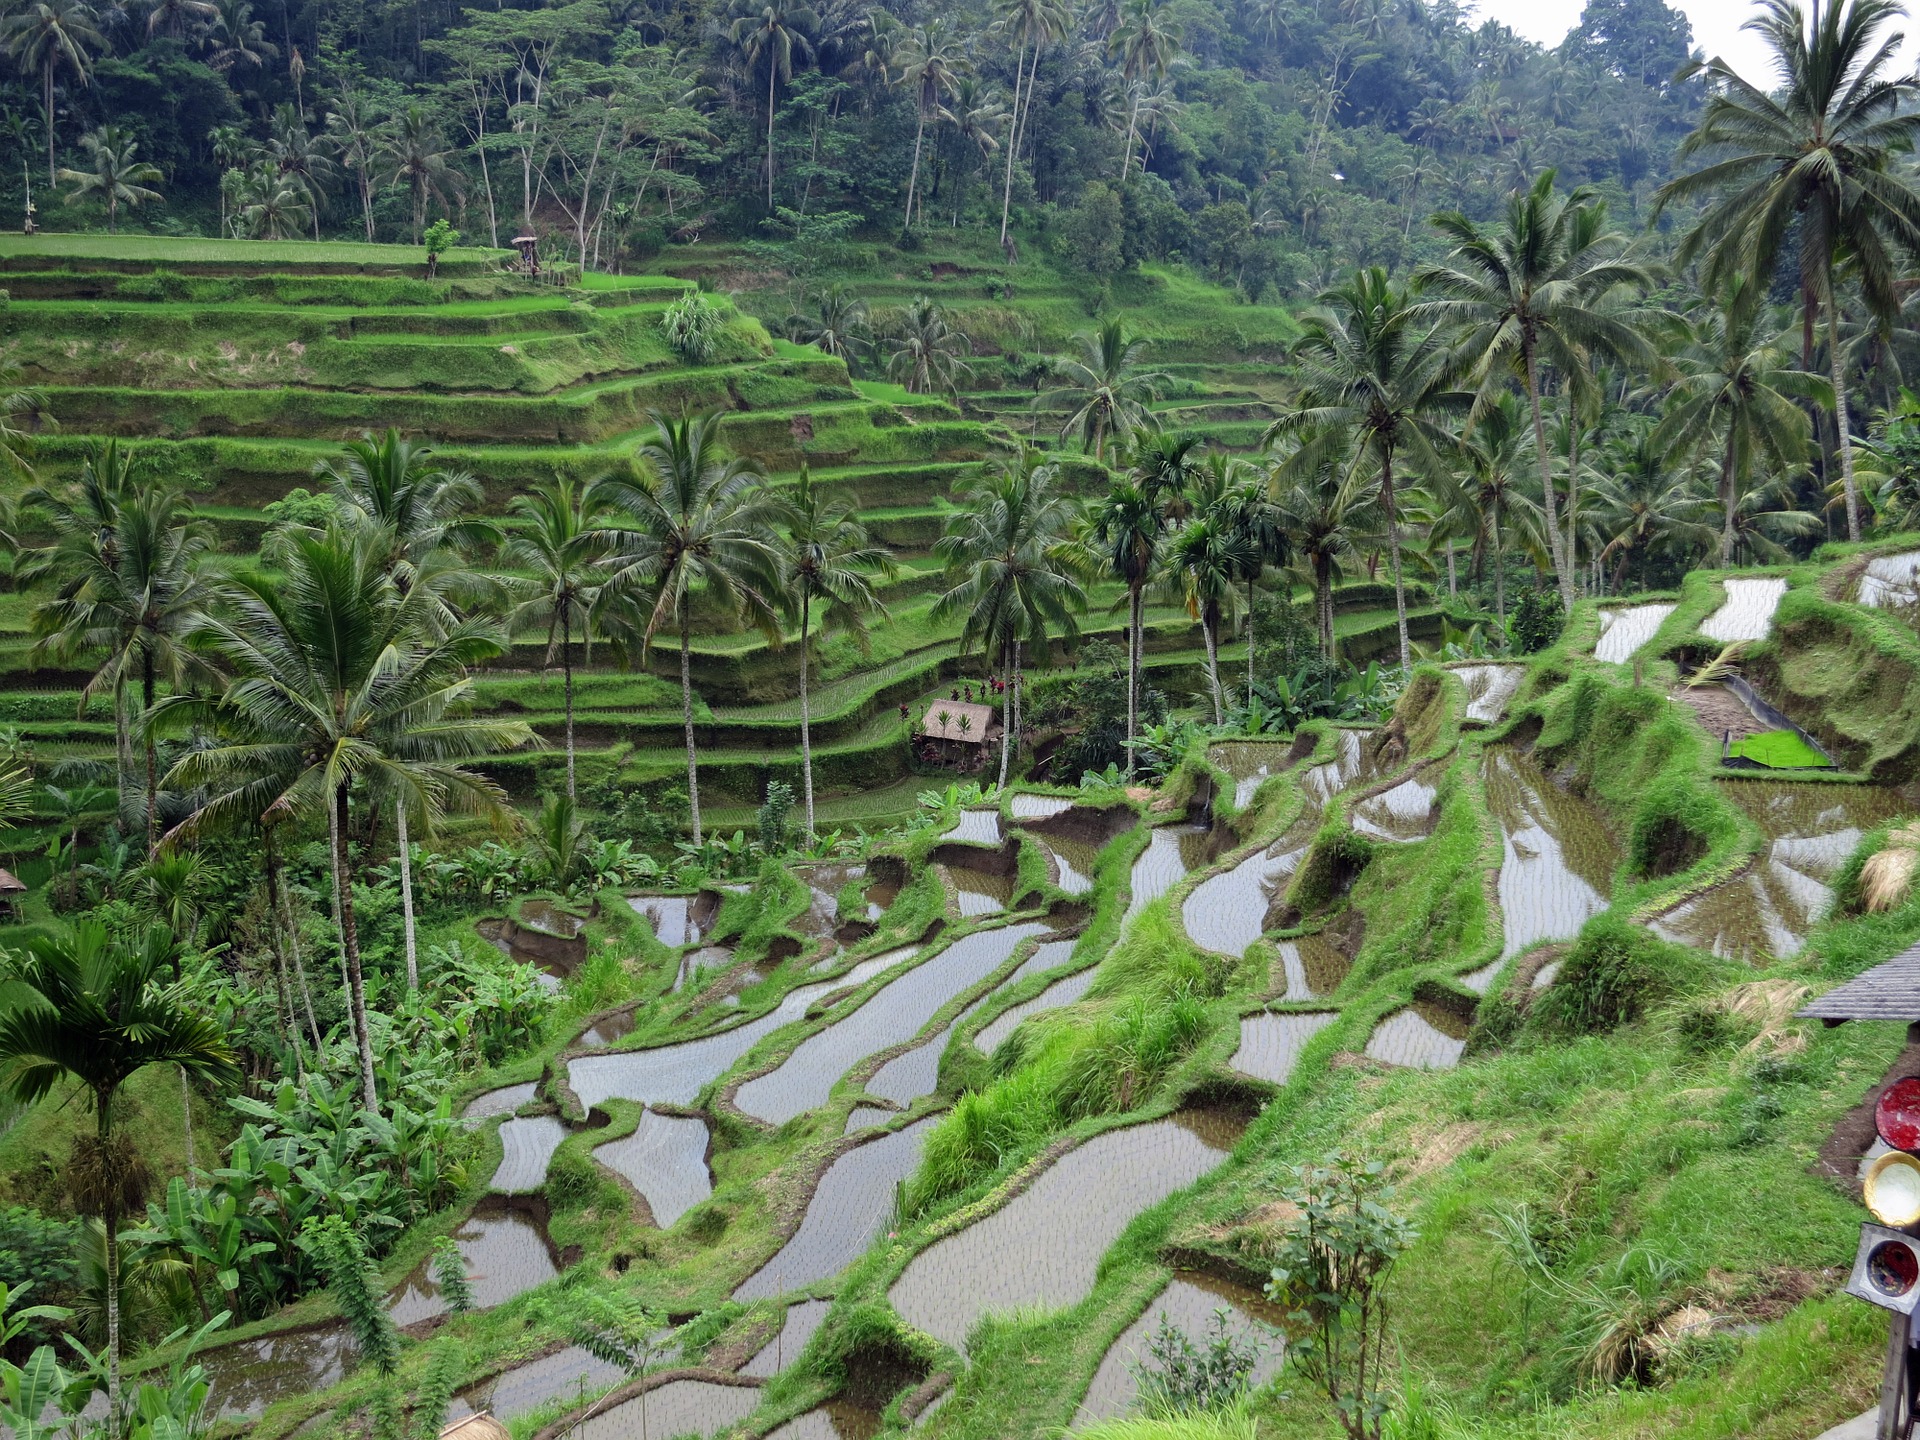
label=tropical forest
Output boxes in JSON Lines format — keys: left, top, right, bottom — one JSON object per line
{"left": 6, "top": 0, "right": 1920, "bottom": 1437}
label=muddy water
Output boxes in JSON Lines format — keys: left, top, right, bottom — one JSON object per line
{"left": 1274, "top": 933, "right": 1350, "bottom": 1000}
{"left": 1072, "top": 1271, "right": 1285, "bottom": 1429}
{"left": 1035, "top": 833, "right": 1101, "bottom": 895}
{"left": 735, "top": 1117, "right": 938, "bottom": 1299}
{"left": 1011, "top": 794, "right": 1075, "bottom": 819}
{"left": 843, "top": 1104, "right": 897, "bottom": 1134}
{"left": 1452, "top": 665, "right": 1524, "bottom": 726}
{"left": 389, "top": 1197, "right": 560, "bottom": 1325}
{"left": 571, "top": 1379, "right": 761, "bottom": 1440}
{"left": 494, "top": 1116, "right": 568, "bottom": 1192}
{"left": 476, "top": 919, "right": 565, "bottom": 990}
{"left": 520, "top": 900, "right": 587, "bottom": 936}
{"left": 461, "top": 1345, "right": 626, "bottom": 1422}
{"left": 1364, "top": 1003, "right": 1471, "bottom": 1069}
{"left": 1702, "top": 576, "right": 1788, "bottom": 642}
{"left": 1351, "top": 775, "right": 1436, "bottom": 842}
{"left": 887, "top": 1110, "right": 1244, "bottom": 1351}
{"left": 795, "top": 863, "right": 867, "bottom": 937}
{"left": 198, "top": 1326, "right": 358, "bottom": 1418}
{"left": 735, "top": 923, "right": 1048, "bottom": 1125}
{"left": 944, "top": 809, "right": 1004, "bottom": 845}
{"left": 1860, "top": 552, "right": 1920, "bottom": 608}
{"left": 578, "top": 1009, "right": 639, "bottom": 1049}
{"left": 570, "top": 951, "right": 911, "bottom": 1110}
{"left": 1595, "top": 604, "right": 1675, "bottom": 663}
{"left": 1182, "top": 842, "right": 1306, "bottom": 957}
{"left": 1128, "top": 826, "right": 1217, "bottom": 920}
{"left": 594, "top": 1111, "right": 712, "bottom": 1228}
{"left": 1210, "top": 741, "right": 1297, "bottom": 808}
{"left": 974, "top": 970, "right": 1098, "bottom": 1053}
{"left": 742, "top": 1298, "right": 832, "bottom": 1377}
{"left": 1230, "top": 1011, "right": 1337, "bottom": 1085}
{"left": 943, "top": 861, "right": 1015, "bottom": 916}
{"left": 765, "top": 1401, "right": 883, "bottom": 1440}
{"left": 464, "top": 1083, "right": 537, "bottom": 1120}
{"left": 630, "top": 895, "right": 701, "bottom": 947}
{"left": 1650, "top": 780, "right": 1911, "bottom": 960}
{"left": 1483, "top": 747, "right": 1619, "bottom": 965}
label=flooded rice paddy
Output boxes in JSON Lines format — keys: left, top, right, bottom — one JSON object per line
{"left": 569, "top": 951, "right": 910, "bottom": 1110}
{"left": 571, "top": 1379, "right": 761, "bottom": 1440}
{"left": 1483, "top": 747, "right": 1620, "bottom": 964}
{"left": 1364, "top": 1003, "right": 1471, "bottom": 1069}
{"left": 1072, "top": 1271, "right": 1285, "bottom": 1428}
{"left": 594, "top": 1110, "right": 712, "bottom": 1228}
{"left": 1594, "top": 604, "right": 1675, "bottom": 663}
{"left": 456, "top": 1345, "right": 625, "bottom": 1423}
{"left": 1273, "top": 933, "right": 1350, "bottom": 999}
{"left": 743, "top": 1298, "right": 834, "bottom": 1378}
{"left": 1182, "top": 841, "right": 1306, "bottom": 956}
{"left": 887, "top": 1110, "right": 1243, "bottom": 1350}
{"left": 1650, "top": 780, "right": 1911, "bottom": 960}
{"left": 1303, "top": 729, "right": 1375, "bottom": 801}
{"left": 1209, "top": 741, "right": 1297, "bottom": 807}
{"left": 493, "top": 1116, "right": 568, "bottom": 1192}
{"left": 843, "top": 1104, "right": 897, "bottom": 1134}
{"left": 942, "top": 861, "right": 1015, "bottom": 916}
{"left": 1010, "top": 794, "right": 1074, "bottom": 819}
{"left": 973, "top": 969, "right": 1098, "bottom": 1053}
{"left": 1859, "top": 551, "right": 1920, "bottom": 608}
{"left": 198, "top": 1327, "right": 357, "bottom": 1418}
{"left": 764, "top": 1400, "right": 883, "bottom": 1440}
{"left": 1451, "top": 666, "right": 1524, "bottom": 726}
{"left": 629, "top": 894, "right": 703, "bottom": 947}
{"left": 1128, "top": 825, "right": 1221, "bottom": 920}
{"left": 735, "top": 924, "right": 1048, "bottom": 1125}
{"left": 734, "top": 1117, "right": 939, "bottom": 1300}
{"left": 1229, "top": 1011, "right": 1338, "bottom": 1085}
{"left": 1701, "top": 576, "right": 1788, "bottom": 642}
{"left": 1035, "top": 833, "right": 1101, "bottom": 895}
{"left": 1006, "top": 938, "right": 1078, "bottom": 986}
{"left": 463, "top": 1082, "right": 536, "bottom": 1120}
{"left": 1351, "top": 775, "right": 1437, "bottom": 842}
{"left": 388, "top": 1197, "right": 560, "bottom": 1325}
{"left": 577, "top": 1008, "right": 640, "bottom": 1048}
{"left": 864, "top": 1034, "right": 947, "bottom": 1107}
{"left": 943, "top": 809, "right": 1004, "bottom": 845}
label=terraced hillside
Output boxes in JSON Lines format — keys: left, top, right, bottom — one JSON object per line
{"left": 0, "top": 236, "right": 1436, "bottom": 828}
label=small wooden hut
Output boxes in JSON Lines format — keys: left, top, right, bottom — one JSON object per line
{"left": 439, "top": 1413, "right": 510, "bottom": 1440}
{"left": 916, "top": 700, "right": 999, "bottom": 770}
{"left": 0, "top": 869, "right": 24, "bottom": 922}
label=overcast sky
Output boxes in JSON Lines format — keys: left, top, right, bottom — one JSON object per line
{"left": 1465, "top": 0, "right": 1920, "bottom": 87}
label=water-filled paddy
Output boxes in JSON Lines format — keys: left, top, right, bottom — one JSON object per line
{"left": 1182, "top": 842, "right": 1305, "bottom": 956}
{"left": 1351, "top": 775, "right": 1437, "bottom": 842}
{"left": 1364, "top": 1003, "right": 1471, "bottom": 1069}
{"left": 570, "top": 1378, "right": 761, "bottom": 1440}
{"left": 735, "top": 924, "right": 1048, "bottom": 1125}
{"left": 1127, "top": 825, "right": 1220, "bottom": 920}
{"left": 943, "top": 862, "right": 1014, "bottom": 916}
{"left": 464, "top": 1082, "right": 536, "bottom": 1120}
{"left": 943, "top": 808, "right": 1003, "bottom": 845}
{"left": 1034, "top": 832, "right": 1101, "bottom": 894}
{"left": 1209, "top": 741, "right": 1297, "bottom": 807}
{"left": 1451, "top": 665, "right": 1523, "bottom": 725}
{"left": 1594, "top": 603, "right": 1675, "bottom": 663}
{"left": 629, "top": 894, "right": 703, "bottom": 947}
{"left": 594, "top": 1110, "right": 712, "bottom": 1227}
{"left": 198, "top": 1326, "right": 357, "bottom": 1418}
{"left": 1860, "top": 551, "right": 1920, "bottom": 608}
{"left": 887, "top": 1110, "right": 1243, "bottom": 1350}
{"left": 1273, "top": 933, "right": 1350, "bottom": 999}
{"left": 734, "top": 1117, "right": 938, "bottom": 1299}
{"left": 764, "top": 1400, "right": 883, "bottom": 1440}
{"left": 456, "top": 1345, "right": 625, "bottom": 1423}
{"left": 1229, "top": 1010, "right": 1337, "bottom": 1085}
{"left": 973, "top": 969, "right": 1098, "bottom": 1053}
{"left": 1701, "top": 576, "right": 1787, "bottom": 642}
{"left": 493, "top": 1115, "right": 568, "bottom": 1192}
{"left": 843, "top": 1104, "right": 896, "bottom": 1134}
{"left": 388, "top": 1196, "right": 560, "bottom": 1325}
{"left": 741, "top": 1298, "right": 832, "bottom": 1377}
{"left": 1483, "top": 746, "right": 1619, "bottom": 964}
{"left": 1072, "top": 1271, "right": 1284, "bottom": 1428}
{"left": 1010, "top": 794, "right": 1074, "bottom": 819}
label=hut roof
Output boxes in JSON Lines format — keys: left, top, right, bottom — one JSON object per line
{"left": 1800, "top": 941, "right": 1920, "bottom": 1023}
{"left": 918, "top": 700, "right": 998, "bottom": 744}
{"left": 440, "top": 1414, "right": 510, "bottom": 1440}
{"left": 0, "top": 869, "right": 23, "bottom": 894}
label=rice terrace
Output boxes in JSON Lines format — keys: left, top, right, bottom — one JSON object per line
{"left": 15, "top": 0, "right": 1920, "bottom": 1438}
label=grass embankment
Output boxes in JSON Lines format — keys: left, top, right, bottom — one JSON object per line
{"left": 0, "top": 231, "right": 509, "bottom": 272}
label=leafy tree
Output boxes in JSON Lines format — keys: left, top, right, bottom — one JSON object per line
{"left": 594, "top": 412, "right": 785, "bottom": 845}
{"left": 1039, "top": 319, "right": 1169, "bottom": 461}
{"left": 56, "top": 124, "right": 161, "bottom": 232}
{"left": 0, "top": 921, "right": 238, "bottom": 1423}
{"left": 1657, "top": 0, "right": 1920, "bottom": 543}
{"left": 1508, "top": 585, "right": 1566, "bottom": 653}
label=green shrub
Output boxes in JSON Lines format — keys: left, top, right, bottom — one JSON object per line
{"left": 1509, "top": 588, "right": 1565, "bottom": 654}
{"left": 1525, "top": 914, "right": 1716, "bottom": 1037}
{"left": 661, "top": 292, "right": 727, "bottom": 363}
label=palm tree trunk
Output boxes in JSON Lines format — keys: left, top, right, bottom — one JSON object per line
{"left": 1719, "top": 430, "right": 1737, "bottom": 567}
{"left": 1246, "top": 574, "right": 1256, "bottom": 710}
{"left": 905, "top": 110, "right": 926, "bottom": 228}
{"left": 766, "top": 66, "right": 778, "bottom": 210}
{"left": 1522, "top": 349, "right": 1573, "bottom": 611}
{"left": 1446, "top": 538, "right": 1456, "bottom": 597}
{"left": 1202, "top": 609, "right": 1224, "bottom": 724}
{"left": 1566, "top": 409, "right": 1581, "bottom": 590}
{"left": 996, "top": 640, "right": 1014, "bottom": 788}
{"left": 100, "top": 1105, "right": 122, "bottom": 1428}
{"left": 998, "top": 36, "right": 1029, "bottom": 246}
{"left": 800, "top": 590, "right": 815, "bottom": 837}
{"left": 681, "top": 610, "right": 702, "bottom": 845}
{"left": 261, "top": 836, "right": 307, "bottom": 1079}
{"left": 179, "top": 1066, "right": 196, "bottom": 1172}
{"left": 1381, "top": 453, "right": 1410, "bottom": 670}
{"left": 43, "top": 64, "right": 55, "bottom": 187}
{"left": 562, "top": 608, "right": 577, "bottom": 805}
{"left": 266, "top": 824, "right": 321, "bottom": 1052}
{"left": 142, "top": 647, "right": 158, "bottom": 856}
{"left": 1317, "top": 564, "right": 1334, "bottom": 662}
{"left": 1492, "top": 505, "right": 1505, "bottom": 623}
{"left": 397, "top": 802, "right": 418, "bottom": 991}
{"left": 331, "top": 784, "right": 380, "bottom": 1113}
{"left": 113, "top": 670, "right": 135, "bottom": 833}
{"left": 1125, "top": 582, "right": 1140, "bottom": 779}
{"left": 1828, "top": 284, "right": 1863, "bottom": 542}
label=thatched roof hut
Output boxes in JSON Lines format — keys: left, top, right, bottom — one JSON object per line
{"left": 440, "top": 1413, "right": 510, "bottom": 1440}
{"left": 917, "top": 700, "right": 998, "bottom": 745}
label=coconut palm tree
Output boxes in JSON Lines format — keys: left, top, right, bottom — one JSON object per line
{"left": 1110, "top": 0, "right": 1182, "bottom": 179}
{"left": 1451, "top": 389, "right": 1544, "bottom": 622}
{"left": 0, "top": 921, "right": 237, "bottom": 1425}
{"left": 501, "top": 477, "right": 610, "bottom": 807}
{"left": 1268, "top": 456, "right": 1373, "bottom": 663}
{"left": 787, "top": 283, "right": 869, "bottom": 370}
{"left": 1087, "top": 476, "right": 1162, "bottom": 778}
{"left": 1, "top": 0, "right": 102, "bottom": 184}
{"left": 236, "top": 164, "right": 312, "bottom": 240}
{"left": 896, "top": 20, "right": 968, "bottom": 228}
{"left": 1653, "top": 285, "right": 1826, "bottom": 566}
{"left": 729, "top": 0, "right": 816, "bottom": 209}
{"left": 1591, "top": 423, "right": 1717, "bottom": 590}
{"left": 159, "top": 525, "right": 531, "bottom": 1111}
{"left": 991, "top": 0, "right": 1073, "bottom": 246}
{"left": 779, "top": 466, "right": 894, "bottom": 836}
{"left": 1161, "top": 471, "right": 1256, "bottom": 725}
{"left": 885, "top": 296, "right": 973, "bottom": 397}
{"left": 1414, "top": 170, "right": 1656, "bottom": 608}
{"left": 933, "top": 450, "right": 1086, "bottom": 787}
{"left": 1270, "top": 266, "right": 1459, "bottom": 670}
{"left": 56, "top": 124, "right": 161, "bottom": 232}
{"left": 23, "top": 477, "right": 214, "bottom": 851}
{"left": 381, "top": 104, "right": 460, "bottom": 243}
{"left": 1038, "top": 320, "right": 1169, "bottom": 462}
{"left": 1212, "top": 456, "right": 1288, "bottom": 709}
{"left": 324, "top": 88, "right": 383, "bottom": 242}
{"left": 202, "top": 0, "right": 274, "bottom": 72}
{"left": 1657, "top": 0, "right": 1920, "bottom": 544}
{"left": 593, "top": 412, "right": 785, "bottom": 846}
{"left": 266, "top": 103, "right": 337, "bottom": 242}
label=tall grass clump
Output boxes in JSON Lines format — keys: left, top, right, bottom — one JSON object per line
{"left": 1524, "top": 914, "right": 1722, "bottom": 1038}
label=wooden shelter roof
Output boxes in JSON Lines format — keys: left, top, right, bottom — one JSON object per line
{"left": 1800, "top": 942, "right": 1920, "bottom": 1022}
{"left": 0, "top": 869, "right": 24, "bottom": 894}
{"left": 918, "top": 700, "right": 998, "bottom": 744}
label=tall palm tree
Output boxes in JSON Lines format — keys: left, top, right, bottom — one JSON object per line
{"left": 501, "top": 477, "right": 609, "bottom": 807}
{"left": 160, "top": 526, "right": 530, "bottom": 1111}
{"left": 788, "top": 283, "right": 869, "bottom": 370}
{"left": 1038, "top": 320, "right": 1169, "bottom": 461}
{"left": 594, "top": 412, "right": 785, "bottom": 846}
{"left": 266, "top": 103, "right": 337, "bottom": 242}
{"left": 1110, "top": 0, "right": 1181, "bottom": 179}
{"left": 730, "top": 0, "right": 816, "bottom": 210}
{"left": 1213, "top": 457, "right": 1288, "bottom": 709}
{"left": 236, "top": 165, "right": 312, "bottom": 240}
{"left": 1451, "top": 389, "right": 1543, "bottom": 622}
{"left": 896, "top": 21, "right": 968, "bottom": 228}
{"left": 0, "top": 921, "right": 237, "bottom": 1425}
{"left": 324, "top": 88, "right": 383, "bottom": 242}
{"left": 780, "top": 466, "right": 894, "bottom": 836}
{"left": 56, "top": 124, "right": 161, "bottom": 232}
{"left": 1414, "top": 170, "right": 1656, "bottom": 609}
{"left": 317, "top": 427, "right": 496, "bottom": 611}
{"left": 1655, "top": 0, "right": 1920, "bottom": 545}
{"left": 1268, "top": 458, "right": 1372, "bottom": 663}
{"left": 202, "top": 0, "right": 274, "bottom": 73}
{"left": 24, "top": 477, "right": 214, "bottom": 851}
{"left": 1087, "top": 476, "right": 1161, "bottom": 777}
{"left": 886, "top": 296, "right": 973, "bottom": 397}
{"left": 381, "top": 104, "right": 460, "bottom": 243}
{"left": 1270, "top": 266, "right": 1458, "bottom": 670}
{"left": 1591, "top": 424, "right": 1717, "bottom": 590}
{"left": 1161, "top": 471, "right": 1255, "bottom": 725}
{"left": 1653, "top": 285, "right": 1826, "bottom": 566}
{"left": 933, "top": 450, "right": 1086, "bottom": 787}
{"left": 1, "top": 0, "right": 102, "bottom": 184}
{"left": 992, "top": 0, "right": 1072, "bottom": 246}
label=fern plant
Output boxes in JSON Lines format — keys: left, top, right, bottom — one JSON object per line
{"left": 430, "top": 1237, "right": 473, "bottom": 1315}
{"left": 300, "top": 1217, "right": 399, "bottom": 1375}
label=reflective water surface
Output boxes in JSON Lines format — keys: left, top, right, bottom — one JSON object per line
{"left": 1072, "top": 1271, "right": 1285, "bottom": 1428}
{"left": 1594, "top": 604, "right": 1674, "bottom": 663}
{"left": 1229, "top": 1011, "right": 1337, "bottom": 1085}
{"left": 594, "top": 1110, "right": 712, "bottom": 1228}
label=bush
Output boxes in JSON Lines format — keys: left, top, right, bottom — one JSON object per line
{"left": 1526, "top": 913, "right": 1716, "bottom": 1037}
{"left": 1508, "top": 588, "right": 1565, "bottom": 654}
{"left": 660, "top": 292, "right": 727, "bottom": 363}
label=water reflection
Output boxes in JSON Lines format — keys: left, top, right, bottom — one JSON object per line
{"left": 1594, "top": 604, "right": 1674, "bottom": 663}
{"left": 1229, "top": 1011, "right": 1336, "bottom": 1085}
{"left": 1364, "top": 1004, "right": 1470, "bottom": 1069}
{"left": 1072, "top": 1272, "right": 1284, "bottom": 1429}
{"left": 594, "top": 1110, "right": 712, "bottom": 1228}
{"left": 1482, "top": 747, "right": 1619, "bottom": 968}
{"left": 1702, "top": 576, "right": 1787, "bottom": 643}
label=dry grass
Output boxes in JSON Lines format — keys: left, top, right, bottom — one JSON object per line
{"left": 1862, "top": 823, "right": 1920, "bottom": 911}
